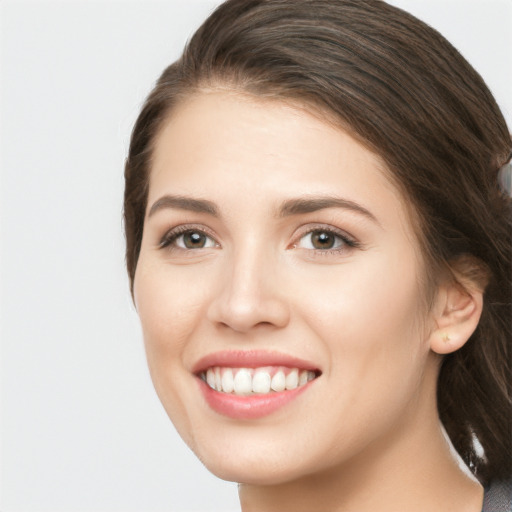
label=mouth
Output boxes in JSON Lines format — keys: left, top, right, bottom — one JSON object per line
{"left": 193, "top": 351, "right": 321, "bottom": 419}
{"left": 199, "top": 366, "right": 318, "bottom": 396}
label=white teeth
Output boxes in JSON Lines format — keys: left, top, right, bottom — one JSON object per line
{"left": 221, "top": 368, "right": 234, "bottom": 393}
{"left": 233, "top": 368, "right": 252, "bottom": 395}
{"left": 206, "top": 368, "right": 216, "bottom": 389}
{"left": 202, "top": 366, "right": 318, "bottom": 395}
{"left": 252, "top": 370, "right": 271, "bottom": 394}
{"left": 285, "top": 368, "right": 299, "bottom": 390}
{"left": 271, "top": 370, "right": 286, "bottom": 392}
{"left": 214, "top": 367, "right": 222, "bottom": 391}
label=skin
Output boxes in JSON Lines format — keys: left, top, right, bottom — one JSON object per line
{"left": 134, "top": 91, "right": 484, "bottom": 511}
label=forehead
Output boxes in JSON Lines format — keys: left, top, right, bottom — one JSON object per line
{"left": 149, "top": 91, "right": 411, "bottom": 231}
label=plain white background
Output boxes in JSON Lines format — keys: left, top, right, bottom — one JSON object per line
{"left": 1, "top": 1, "right": 510, "bottom": 511}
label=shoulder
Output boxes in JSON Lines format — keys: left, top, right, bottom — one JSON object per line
{"left": 482, "top": 480, "right": 512, "bottom": 512}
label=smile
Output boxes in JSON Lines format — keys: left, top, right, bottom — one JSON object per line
{"left": 193, "top": 351, "right": 321, "bottom": 419}
{"left": 200, "top": 366, "right": 317, "bottom": 396}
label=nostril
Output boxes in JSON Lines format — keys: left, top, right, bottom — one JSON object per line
{"left": 208, "top": 294, "right": 290, "bottom": 333}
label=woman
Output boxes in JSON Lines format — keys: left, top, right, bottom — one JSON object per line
{"left": 124, "top": 1, "right": 511, "bottom": 510}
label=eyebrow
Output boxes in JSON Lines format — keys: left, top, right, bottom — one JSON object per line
{"left": 148, "top": 195, "right": 218, "bottom": 218}
{"left": 278, "top": 196, "right": 379, "bottom": 224}
{"left": 147, "top": 193, "right": 378, "bottom": 224}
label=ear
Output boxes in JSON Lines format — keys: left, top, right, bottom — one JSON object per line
{"left": 429, "top": 280, "right": 484, "bottom": 355}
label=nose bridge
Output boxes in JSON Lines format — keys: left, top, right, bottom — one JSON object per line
{"left": 207, "top": 236, "right": 289, "bottom": 332}
{"left": 233, "top": 233, "right": 270, "bottom": 289}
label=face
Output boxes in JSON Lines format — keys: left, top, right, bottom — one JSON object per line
{"left": 134, "top": 91, "right": 440, "bottom": 485}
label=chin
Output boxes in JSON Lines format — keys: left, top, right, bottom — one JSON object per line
{"left": 189, "top": 435, "right": 326, "bottom": 486}
{"left": 202, "top": 457, "right": 306, "bottom": 486}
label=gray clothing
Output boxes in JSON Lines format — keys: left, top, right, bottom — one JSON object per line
{"left": 482, "top": 480, "right": 512, "bottom": 512}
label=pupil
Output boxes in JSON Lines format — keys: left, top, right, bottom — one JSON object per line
{"left": 312, "top": 231, "right": 334, "bottom": 249}
{"left": 184, "top": 232, "right": 205, "bottom": 248}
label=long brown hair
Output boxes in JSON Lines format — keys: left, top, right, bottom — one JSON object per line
{"left": 124, "top": 0, "right": 512, "bottom": 483}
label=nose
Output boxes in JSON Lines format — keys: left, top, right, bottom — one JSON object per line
{"left": 206, "top": 247, "right": 290, "bottom": 333}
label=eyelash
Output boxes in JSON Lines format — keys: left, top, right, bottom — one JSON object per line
{"left": 158, "top": 224, "right": 360, "bottom": 255}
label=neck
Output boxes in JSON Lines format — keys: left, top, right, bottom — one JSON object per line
{"left": 238, "top": 384, "right": 483, "bottom": 512}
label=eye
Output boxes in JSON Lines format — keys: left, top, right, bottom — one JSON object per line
{"left": 160, "top": 227, "right": 218, "bottom": 250}
{"left": 295, "top": 228, "right": 357, "bottom": 251}
{"left": 301, "top": 230, "right": 341, "bottom": 250}
{"left": 178, "top": 231, "right": 216, "bottom": 249}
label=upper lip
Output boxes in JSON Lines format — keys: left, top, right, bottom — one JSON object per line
{"left": 192, "top": 350, "right": 321, "bottom": 375}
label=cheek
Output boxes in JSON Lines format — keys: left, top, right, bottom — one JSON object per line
{"left": 290, "top": 256, "right": 431, "bottom": 461}
{"left": 302, "top": 246, "right": 424, "bottom": 340}
{"left": 134, "top": 258, "right": 205, "bottom": 394}
{"left": 133, "top": 259, "right": 212, "bottom": 448}
{"left": 135, "top": 260, "right": 205, "bottom": 354}
{"left": 299, "top": 246, "right": 428, "bottom": 404}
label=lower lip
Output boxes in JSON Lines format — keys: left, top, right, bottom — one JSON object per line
{"left": 197, "top": 378, "right": 313, "bottom": 420}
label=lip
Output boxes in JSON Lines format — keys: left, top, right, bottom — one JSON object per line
{"left": 192, "top": 349, "right": 320, "bottom": 374}
{"left": 197, "top": 377, "right": 315, "bottom": 419}
{"left": 192, "top": 350, "right": 320, "bottom": 420}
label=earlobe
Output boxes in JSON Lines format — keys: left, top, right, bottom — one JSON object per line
{"left": 429, "top": 281, "right": 484, "bottom": 355}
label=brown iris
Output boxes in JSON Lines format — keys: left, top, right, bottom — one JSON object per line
{"left": 310, "top": 231, "right": 337, "bottom": 249}
{"left": 183, "top": 231, "right": 209, "bottom": 248}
